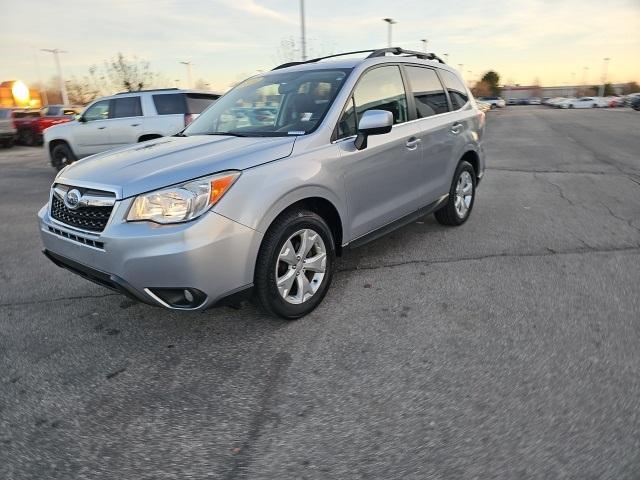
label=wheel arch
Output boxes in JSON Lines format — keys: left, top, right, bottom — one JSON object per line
{"left": 257, "top": 189, "right": 346, "bottom": 256}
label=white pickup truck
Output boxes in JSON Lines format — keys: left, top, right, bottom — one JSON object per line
{"left": 44, "top": 89, "right": 220, "bottom": 170}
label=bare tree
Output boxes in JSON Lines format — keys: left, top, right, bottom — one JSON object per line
{"left": 104, "top": 53, "right": 159, "bottom": 92}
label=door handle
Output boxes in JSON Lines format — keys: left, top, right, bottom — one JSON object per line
{"left": 450, "top": 122, "right": 463, "bottom": 134}
{"left": 405, "top": 137, "right": 421, "bottom": 150}
{"left": 131, "top": 123, "right": 140, "bottom": 127}
{"left": 97, "top": 126, "right": 106, "bottom": 130}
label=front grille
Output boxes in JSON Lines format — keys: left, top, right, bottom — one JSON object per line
{"left": 51, "top": 195, "right": 113, "bottom": 232}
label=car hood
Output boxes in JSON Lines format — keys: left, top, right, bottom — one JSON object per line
{"left": 56, "top": 135, "right": 297, "bottom": 198}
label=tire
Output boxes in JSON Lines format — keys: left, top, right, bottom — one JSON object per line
{"left": 254, "top": 209, "right": 335, "bottom": 319}
{"left": 3, "top": 138, "right": 14, "bottom": 148}
{"left": 51, "top": 143, "right": 77, "bottom": 171}
{"left": 23, "top": 129, "right": 36, "bottom": 146}
{"left": 434, "top": 160, "right": 476, "bottom": 226}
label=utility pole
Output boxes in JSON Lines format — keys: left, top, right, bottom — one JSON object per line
{"left": 599, "top": 57, "right": 610, "bottom": 97}
{"left": 383, "top": 18, "right": 396, "bottom": 48}
{"left": 300, "top": 0, "right": 307, "bottom": 61}
{"left": 180, "top": 61, "right": 194, "bottom": 89}
{"left": 41, "top": 48, "right": 68, "bottom": 105}
{"left": 420, "top": 39, "right": 428, "bottom": 52}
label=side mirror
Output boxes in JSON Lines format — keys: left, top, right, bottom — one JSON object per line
{"left": 76, "top": 115, "right": 86, "bottom": 123}
{"left": 354, "top": 109, "right": 393, "bottom": 150}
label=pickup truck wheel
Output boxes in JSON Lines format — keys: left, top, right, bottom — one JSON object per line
{"left": 434, "top": 160, "right": 476, "bottom": 226}
{"left": 51, "top": 143, "right": 76, "bottom": 171}
{"left": 254, "top": 209, "right": 335, "bottom": 320}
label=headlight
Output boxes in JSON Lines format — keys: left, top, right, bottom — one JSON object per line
{"left": 127, "top": 171, "right": 240, "bottom": 224}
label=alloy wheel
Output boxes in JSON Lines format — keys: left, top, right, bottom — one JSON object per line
{"left": 454, "top": 171, "right": 473, "bottom": 218}
{"left": 275, "top": 228, "right": 327, "bottom": 304}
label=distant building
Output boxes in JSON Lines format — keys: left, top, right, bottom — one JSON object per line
{"left": 501, "top": 83, "right": 626, "bottom": 99}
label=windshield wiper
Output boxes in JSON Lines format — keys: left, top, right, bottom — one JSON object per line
{"left": 206, "top": 132, "right": 250, "bottom": 137}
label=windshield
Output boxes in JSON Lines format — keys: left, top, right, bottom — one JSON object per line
{"left": 183, "top": 68, "right": 351, "bottom": 137}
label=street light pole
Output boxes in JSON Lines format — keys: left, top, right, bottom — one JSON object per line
{"left": 32, "top": 47, "right": 48, "bottom": 106}
{"left": 41, "top": 48, "right": 68, "bottom": 105}
{"left": 599, "top": 57, "right": 610, "bottom": 97}
{"left": 180, "top": 61, "right": 194, "bottom": 88}
{"left": 300, "top": 0, "right": 307, "bottom": 61}
{"left": 420, "top": 39, "right": 428, "bottom": 52}
{"left": 383, "top": 18, "right": 396, "bottom": 48}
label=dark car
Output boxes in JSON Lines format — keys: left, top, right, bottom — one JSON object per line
{"left": 631, "top": 96, "right": 640, "bottom": 111}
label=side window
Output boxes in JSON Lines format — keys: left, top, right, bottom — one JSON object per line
{"left": 83, "top": 100, "right": 110, "bottom": 121}
{"left": 111, "top": 96, "right": 142, "bottom": 118}
{"left": 440, "top": 70, "right": 469, "bottom": 110}
{"left": 337, "top": 65, "right": 408, "bottom": 139}
{"left": 153, "top": 94, "right": 187, "bottom": 115}
{"left": 405, "top": 66, "right": 449, "bottom": 118}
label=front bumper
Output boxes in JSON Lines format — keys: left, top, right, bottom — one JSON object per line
{"left": 39, "top": 202, "right": 262, "bottom": 310}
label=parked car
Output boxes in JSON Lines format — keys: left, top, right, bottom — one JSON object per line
{"left": 507, "top": 98, "right": 518, "bottom": 105}
{"left": 529, "top": 97, "right": 541, "bottom": 105}
{"left": 631, "top": 96, "right": 640, "bottom": 111}
{"left": 39, "top": 47, "right": 486, "bottom": 319}
{"left": 542, "top": 97, "right": 551, "bottom": 105}
{"left": 13, "top": 105, "right": 79, "bottom": 145}
{"left": 557, "top": 98, "right": 577, "bottom": 109}
{"left": 478, "top": 96, "right": 505, "bottom": 108}
{"left": 0, "top": 108, "right": 17, "bottom": 148}
{"left": 565, "top": 97, "right": 599, "bottom": 109}
{"left": 43, "top": 89, "right": 220, "bottom": 170}
{"left": 624, "top": 93, "right": 640, "bottom": 107}
{"left": 517, "top": 98, "right": 530, "bottom": 105}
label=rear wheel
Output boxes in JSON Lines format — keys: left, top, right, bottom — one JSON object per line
{"left": 434, "top": 160, "right": 476, "bottom": 226}
{"left": 51, "top": 143, "right": 76, "bottom": 171}
{"left": 2, "top": 138, "right": 14, "bottom": 148}
{"left": 254, "top": 209, "right": 335, "bottom": 319}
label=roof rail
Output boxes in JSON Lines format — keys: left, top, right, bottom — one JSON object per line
{"left": 367, "top": 47, "right": 445, "bottom": 64}
{"left": 272, "top": 47, "right": 445, "bottom": 70}
{"left": 115, "top": 88, "right": 179, "bottom": 95}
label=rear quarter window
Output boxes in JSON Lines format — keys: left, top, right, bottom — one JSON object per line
{"left": 439, "top": 70, "right": 469, "bottom": 110}
{"left": 185, "top": 93, "right": 219, "bottom": 114}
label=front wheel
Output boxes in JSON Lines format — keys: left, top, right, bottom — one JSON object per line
{"left": 434, "top": 161, "right": 476, "bottom": 226}
{"left": 254, "top": 209, "right": 335, "bottom": 319}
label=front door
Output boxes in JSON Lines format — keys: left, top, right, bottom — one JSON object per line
{"left": 75, "top": 99, "right": 111, "bottom": 156}
{"left": 337, "top": 65, "right": 423, "bottom": 240}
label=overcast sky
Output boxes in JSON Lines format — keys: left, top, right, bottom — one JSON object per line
{"left": 1, "top": 0, "right": 638, "bottom": 92}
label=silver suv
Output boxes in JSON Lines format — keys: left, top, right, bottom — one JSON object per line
{"left": 39, "top": 48, "right": 486, "bottom": 319}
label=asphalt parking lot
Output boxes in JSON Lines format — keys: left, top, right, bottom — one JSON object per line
{"left": 1, "top": 106, "right": 639, "bottom": 479}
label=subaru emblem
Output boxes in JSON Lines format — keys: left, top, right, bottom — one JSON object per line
{"left": 64, "top": 189, "right": 82, "bottom": 210}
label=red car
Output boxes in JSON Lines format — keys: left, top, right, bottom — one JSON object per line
{"left": 14, "top": 105, "right": 79, "bottom": 145}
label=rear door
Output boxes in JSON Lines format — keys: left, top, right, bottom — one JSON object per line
{"left": 437, "top": 69, "right": 476, "bottom": 194}
{"left": 403, "top": 65, "right": 453, "bottom": 205}
{"left": 106, "top": 96, "right": 143, "bottom": 147}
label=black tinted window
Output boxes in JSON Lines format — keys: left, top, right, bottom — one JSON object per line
{"left": 111, "top": 96, "right": 142, "bottom": 118}
{"left": 440, "top": 70, "right": 468, "bottom": 110}
{"left": 405, "top": 66, "right": 449, "bottom": 118}
{"left": 153, "top": 94, "right": 186, "bottom": 115}
{"left": 185, "top": 93, "right": 219, "bottom": 114}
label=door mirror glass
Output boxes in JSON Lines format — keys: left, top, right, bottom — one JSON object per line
{"left": 355, "top": 109, "right": 393, "bottom": 150}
